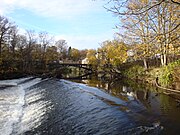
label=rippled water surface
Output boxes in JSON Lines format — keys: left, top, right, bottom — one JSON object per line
{"left": 0, "top": 77, "right": 180, "bottom": 135}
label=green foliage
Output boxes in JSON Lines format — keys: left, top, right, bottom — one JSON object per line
{"left": 123, "top": 65, "right": 145, "bottom": 79}
{"left": 159, "top": 60, "right": 180, "bottom": 86}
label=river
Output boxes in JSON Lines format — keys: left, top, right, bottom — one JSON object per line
{"left": 0, "top": 77, "right": 180, "bottom": 135}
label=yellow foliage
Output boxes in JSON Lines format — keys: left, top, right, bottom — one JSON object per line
{"left": 100, "top": 40, "right": 128, "bottom": 66}
{"left": 86, "top": 49, "right": 98, "bottom": 68}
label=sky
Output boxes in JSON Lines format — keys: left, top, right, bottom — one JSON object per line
{"left": 0, "top": 0, "right": 119, "bottom": 50}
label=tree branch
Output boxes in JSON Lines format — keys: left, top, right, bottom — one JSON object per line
{"left": 170, "top": 0, "right": 180, "bottom": 5}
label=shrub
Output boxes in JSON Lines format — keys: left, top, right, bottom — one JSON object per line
{"left": 159, "top": 60, "right": 180, "bottom": 87}
{"left": 123, "top": 65, "right": 145, "bottom": 79}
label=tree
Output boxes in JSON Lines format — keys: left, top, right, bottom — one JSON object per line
{"left": 0, "top": 16, "right": 15, "bottom": 57}
{"left": 107, "top": 0, "right": 180, "bottom": 67}
{"left": 8, "top": 25, "right": 19, "bottom": 58}
{"left": 39, "top": 31, "right": 53, "bottom": 61}
{"left": 106, "top": 0, "right": 180, "bottom": 16}
{"left": 55, "top": 39, "right": 68, "bottom": 60}
{"left": 68, "top": 46, "right": 72, "bottom": 59}
{"left": 86, "top": 49, "right": 98, "bottom": 69}
{"left": 45, "top": 46, "right": 59, "bottom": 62}
{"left": 23, "top": 30, "right": 37, "bottom": 71}
{"left": 79, "top": 49, "right": 88, "bottom": 60}
{"left": 99, "top": 40, "right": 128, "bottom": 67}
{"left": 0, "top": 15, "right": 79, "bottom": 74}
{"left": 71, "top": 48, "right": 80, "bottom": 62}
{"left": 16, "top": 34, "right": 27, "bottom": 60}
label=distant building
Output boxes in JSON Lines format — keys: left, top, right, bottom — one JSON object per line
{"left": 59, "top": 60, "right": 63, "bottom": 63}
{"left": 127, "top": 49, "right": 134, "bottom": 57}
{"left": 82, "top": 58, "right": 89, "bottom": 64}
{"left": 126, "top": 49, "right": 135, "bottom": 62}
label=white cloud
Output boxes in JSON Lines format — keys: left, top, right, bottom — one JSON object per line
{"left": 0, "top": 0, "right": 104, "bottom": 19}
{"left": 0, "top": 0, "right": 116, "bottom": 49}
{"left": 0, "top": 0, "right": 15, "bottom": 14}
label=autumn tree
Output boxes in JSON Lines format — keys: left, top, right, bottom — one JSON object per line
{"left": 71, "top": 48, "right": 80, "bottom": 62}
{"left": 0, "top": 15, "right": 90, "bottom": 75}
{"left": 107, "top": 0, "right": 180, "bottom": 67}
{"left": 86, "top": 49, "right": 98, "bottom": 69}
{"left": 99, "top": 40, "right": 128, "bottom": 67}
{"left": 45, "top": 46, "right": 59, "bottom": 62}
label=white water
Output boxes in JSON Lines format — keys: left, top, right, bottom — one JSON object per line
{"left": 0, "top": 77, "right": 42, "bottom": 135}
{"left": 0, "top": 78, "right": 165, "bottom": 135}
{"left": 14, "top": 87, "right": 53, "bottom": 134}
{"left": 0, "top": 77, "right": 34, "bottom": 86}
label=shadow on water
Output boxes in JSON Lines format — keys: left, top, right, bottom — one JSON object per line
{"left": 61, "top": 73, "right": 92, "bottom": 80}
{"left": 59, "top": 66, "right": 93, "bottom": 80}
{"left": 72, "top": 76, "right": 180, "bottom": 135}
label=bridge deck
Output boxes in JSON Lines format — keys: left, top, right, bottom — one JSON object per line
{"left": 48, "top": 63, "right": 92, "bottom": 71}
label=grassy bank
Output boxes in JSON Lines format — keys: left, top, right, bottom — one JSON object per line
{"left": 122, "top": 60, "right": 180, "bottom": 90}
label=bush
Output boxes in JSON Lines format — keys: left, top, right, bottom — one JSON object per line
{"left": 123, "top": 65, "right": 145, "bottom": 79}
{"left": 159, "top": 60, "right": 180, "bottom": 87}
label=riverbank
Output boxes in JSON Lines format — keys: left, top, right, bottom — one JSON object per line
{"left": 0, "top": 72, "right": 26, "bottom": 80}
{"left": 121, "top": 60, "right": 180, "bottom": 91}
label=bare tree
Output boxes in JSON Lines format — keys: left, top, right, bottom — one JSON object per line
{"left": 55, "top": 39, "right": 68, "bottom": 60}
{"left": 9, "top": 25, "right": 18, "bottom": 56}
{"left": 39, "top": 31, "right": 53, "bottom": 60}
{"left": 24, "top": 30, "right": 37, "bottom": 71}
{"left": 0, "top": 16, "right": 15, "bottom": 57}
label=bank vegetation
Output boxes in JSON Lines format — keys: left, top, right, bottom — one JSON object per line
{"left": 0, "top": 0, "right": 179, "bottom": 89}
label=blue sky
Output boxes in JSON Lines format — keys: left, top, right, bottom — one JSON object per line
{"left": 0, "top": 0, "right": 119, "bottom": 49}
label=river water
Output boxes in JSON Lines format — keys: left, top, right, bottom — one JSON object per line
{"left": 0, "top": 77, "right": 180, "bottom": 135}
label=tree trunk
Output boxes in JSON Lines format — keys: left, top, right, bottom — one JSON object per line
{"left": 160, "top": 54, "right": 164, "bottom": 66}
{"left": 0, "top": 35, "right": 3, "bottom": 57}
{"left": 0, "top": 43, "right": 1, "bottom": 57}
{"left": 143, "top": 58, "right": 148, "bottom": 69}
{"left": 163, "top": 53, "right": 167, "bottom": 66}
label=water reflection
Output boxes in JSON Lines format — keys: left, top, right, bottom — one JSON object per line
{"left": 74, "top": 77, "right": 180, "bottom": 134}
{"left": 61, "top": 67, "right": 92, "bottom": 79}
{"left": 79, "top": 78, "right": 166, "bottom": 109}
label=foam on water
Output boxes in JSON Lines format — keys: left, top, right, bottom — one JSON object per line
{"left": 120, "top": 122, "right": 163, "bottom": 135}
{"left": 0, "top": 85, "right": 25, "bottom": 135}
{"left": 0, "top": 77, "right": 43, "bottom": 135}
{"left": 13, "top": 85, "right": 53, "bottom": 134}
{"left": 0, "top": 77, "right": 33, "bottom": 86}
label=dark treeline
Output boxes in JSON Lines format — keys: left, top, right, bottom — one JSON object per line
{"left": 0, "top": 16, "right": 88, "bottom": 79}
